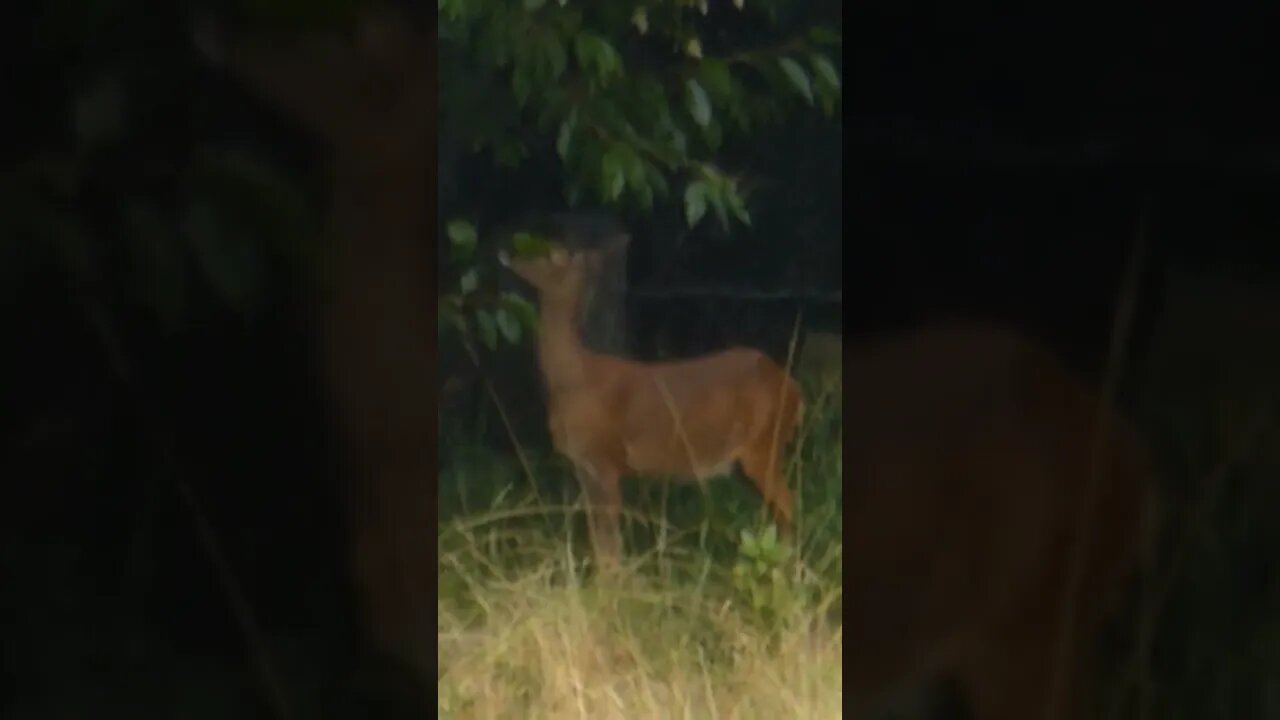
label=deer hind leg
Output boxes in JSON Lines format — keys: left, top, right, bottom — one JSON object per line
{"left": 738, "top": 446, "right": 795, "bottom": 539}
{"left": 574, "top": 462, "right": 623, "bottom": 570}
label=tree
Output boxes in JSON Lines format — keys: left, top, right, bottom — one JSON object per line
{"left": 440, "top": 0, "right": 840, "bottom": 224}
{"left": 438, "top": 0, "right": 842, "bottom": 367}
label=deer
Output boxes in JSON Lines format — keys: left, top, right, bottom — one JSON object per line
{"left": 498, "top": 243, "right": 804, "bottom": 566}
{"left": 841, "top": 321, "right": 1162, "bottom": 720}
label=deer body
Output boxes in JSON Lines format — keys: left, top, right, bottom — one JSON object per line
{"left": 843, "top": 322, "right": 1159, "bottom": 720}
{"left": 502, "top": 247, "right": 803, "bottom": 563}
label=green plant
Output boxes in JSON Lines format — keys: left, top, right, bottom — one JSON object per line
{"left": 731, "top": 523, "right": 801, "bottom": 623}
{"left": 439, "top": 0, "right": 842, "bottom": 231}
{"left": 438, "top": 219, "right": 542, "bottom": 352}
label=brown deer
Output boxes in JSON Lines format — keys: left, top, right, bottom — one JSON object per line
{"left": 842, "top": 322, "right": 1161, "bottom": 720}
{"left": 499, "top": 244, "right": 804, "bottom": 565}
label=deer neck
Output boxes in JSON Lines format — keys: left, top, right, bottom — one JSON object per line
{"left": 535, "top": 291, "right": 590, "bottom": 392}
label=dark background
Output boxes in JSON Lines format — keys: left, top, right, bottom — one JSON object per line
{"left": 852, "top": 4, "right": 1280, "bottom": 391}
{"left": 852, "top": 6, "right": 1280, "bottom": 716}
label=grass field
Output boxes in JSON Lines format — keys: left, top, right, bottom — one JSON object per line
{"left": 440, "top": 272, "right": 1280, "bottom": 720}
{"left": 436, "top": 377, "right": 844, "bottom": 719}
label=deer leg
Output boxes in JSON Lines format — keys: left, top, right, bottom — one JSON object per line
{"left": 575, "top": 463, "right": 623, "bottom": 569}
{"left": 739, "top": 449, "right": 795, "bottom": 539}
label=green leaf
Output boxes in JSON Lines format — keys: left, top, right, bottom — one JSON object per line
{"left": 739, "top": 528, "right": 759, "bottom": 558}
{"left": 447, "top": 220, "right": 478, "bottom": 261}
{"left": 699, "top": 60, "right": 733, "bottom": 101}
{"left": 556, "top": 110, "right": 577, "bottom": 161}
{"left": 474, "top": 308, "right": 498, "bottom": 350}
{"left": 684, "top": 36, "right": 702, "bottom": 59}
{"left": 623, "top": 148, "right": 647, "bottom": 202}
{"left": 501, "top": 291, "right": 540, "bottom": 333}
{"left": 728, "top": 97, "right": 751, "bottom": 133}
{"left": 724, "top": 182, "right": 751, "bottom": 226}
{"left": 707, "top": 181, "right": 729, "bottom": 230}
{"left": 632, "top": 76, "right": 671, "bottom": 123}
{"left": 495, "top": 307, "right": 521, "bottom": 344}
{"left": 684, "top": 181, "right": 708, "bottom": 227}
{"left": 685, "top": 79, "right": 712, "bottom": 127}
{"left": 476, "top": 11, "right": 514, "bottom": 66}
{"left": 808, "top": 26, "right": 841, "bottom": 45}
{"left": 574, "top": 34, "right": 622, "bottom": 86}
{"left": 820, "top": 93, "right": 837, "bottom": 118}
{"left": 459, "top": 268, "right": 479, "bottom": 294}
{"left": 810, "top": 54, "right": 841, "bottom": 90}
{"left": 511, "top": 63, "right": 532, "bottom": 107}
{"left": 701, "top": 119, "right": 722, "bottom": 151}
{"left": 667, "top": 124, "right": 688, "bottom": 157}
{"left": 601, "top": 146, "right": 627, "bottom": 202}
{"left": 761, "top": 523, "right": 778, "bottom": 552}
{"left": 646, "top": 163, "right": 671, "bottom": 200}
{"left": 635, "top": 178, "right": 654, "bottom": 210}
{"left": 438, "top": 303, "right": 468, "bottom": 334}
{"left": 598, "top": 40, "right": 622, "bottom": 79}
{"left": 630, "top": 6, "right": 648, "bottom": 34}
{"left": 523, "top": 0, "right": 546, "bottom": 9}
{"left": 541, "top": 35, "right": 567, "bottom": 81}
{"left": 573, "top": 34, "right": 593, "bottom": 71}
{"left": 778, "top": 57, "right": 814, "bottom": 105}
{"left": 772, "top": 575, "right": 788, "bottom": 608}
{"left": 512, "top": 232, "right": 552, "bottom": 256}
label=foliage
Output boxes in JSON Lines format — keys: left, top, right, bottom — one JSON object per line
{"left": 731, "top": 523, "right": 806, "bottom": 624}
{"left": 4, "top": 3, "right": 322, "bottom": 340}
{"left": 437, "top": 3, "right": 841, "bottom": 359}
{"left": 438, "top": 0, "right": 842, "bottom": 232}
{"left": 439, "top": 219, "right": 542, "bottom": 352}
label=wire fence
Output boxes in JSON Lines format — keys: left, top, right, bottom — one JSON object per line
{"left": 626, "top": 285, "right": 843, "bottom": 304}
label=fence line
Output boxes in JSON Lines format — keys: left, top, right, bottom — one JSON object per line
{"left": 625, "top": 285, "right": 843, "bottom": 303}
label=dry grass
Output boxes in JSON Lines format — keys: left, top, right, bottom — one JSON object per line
{"left": 437, "top": 374, "right": 844, "bottom": 719}
{"left": 437, "top": 544, "right": 842, "bottom": 720}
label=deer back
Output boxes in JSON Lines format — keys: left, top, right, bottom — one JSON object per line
{"left": 843, "top": 321, "right": 1157, "bottom": 716}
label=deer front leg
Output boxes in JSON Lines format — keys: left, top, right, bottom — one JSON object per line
{"left": 739, "top": 449, "right": 795, "bottom": 540}
{"left": 575, "top": 463, "right": 623, "bottom": 570}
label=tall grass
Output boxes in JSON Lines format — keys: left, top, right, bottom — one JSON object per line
{"left": 436, "top": 377, "right": 843, "bottom": 719}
